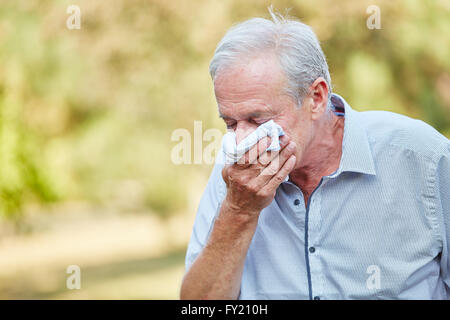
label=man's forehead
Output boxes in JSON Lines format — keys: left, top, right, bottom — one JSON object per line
{"left": 214, "top": 55, "right": 289, "bottom": 120}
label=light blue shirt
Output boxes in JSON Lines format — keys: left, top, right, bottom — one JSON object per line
{"left": 185, "top": 94, "right": 450, "bottom": 300}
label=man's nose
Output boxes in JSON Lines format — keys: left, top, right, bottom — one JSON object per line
{"left": 235, "top": 121, "right": 258, "bottom": 145}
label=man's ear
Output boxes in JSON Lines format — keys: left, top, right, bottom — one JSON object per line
{"left": 308, "top": 77, "right": 329, "bottom": 120}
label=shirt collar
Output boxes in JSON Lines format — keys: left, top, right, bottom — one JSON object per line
{"left": 329, "top": 93, "right": 377, "bottom": 177}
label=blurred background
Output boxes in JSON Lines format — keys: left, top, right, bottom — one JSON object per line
{"left": 0, "top": 0, "right": 449, "bottom": 299}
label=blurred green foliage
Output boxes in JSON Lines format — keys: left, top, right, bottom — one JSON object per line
{"left": 0, "top": 0, "right": 449, "bottom": 220}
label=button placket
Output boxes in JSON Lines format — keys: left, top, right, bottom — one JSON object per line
{"left": 287, "top": 186, "right": 306, "bottom": 230}
{"left": 309, "top": 187, "right": 324, "bottom": 238}
{"left": 308, "top": 187, "right": 323, "bottom": 300}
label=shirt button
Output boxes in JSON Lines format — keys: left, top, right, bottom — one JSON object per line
{"left": 314, "top": 296, "right": 321, "bottom": 300}
{"left": 294, "top": 199, "right": 300, "bottom": 206}
{"left": 309, "top": 247, "right": 316, "bottom": 253}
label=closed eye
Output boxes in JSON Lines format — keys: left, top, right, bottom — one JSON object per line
{"left": 225, "top": 121, "right": 236, "bottom": 129}
{"left": 252, "top": 119, "right": 270, "bottom": 125}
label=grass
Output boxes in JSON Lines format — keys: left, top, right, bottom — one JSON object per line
{"left": 0, "top": 208, "right": 194, "bottom": 300}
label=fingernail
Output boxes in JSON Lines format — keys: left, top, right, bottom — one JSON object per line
{"left": 287, "top": 141, "right": 296, "bottom": 151}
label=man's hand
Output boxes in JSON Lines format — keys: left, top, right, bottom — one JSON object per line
{"left": 221, "top": 135, "right": 297, "bottom": 216}
{"left": 180, "top": 135, "right": 297, "bottom": 300}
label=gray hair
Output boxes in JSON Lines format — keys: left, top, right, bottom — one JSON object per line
{"left": 209, "top": 7, "right": 332, "bottom": 107}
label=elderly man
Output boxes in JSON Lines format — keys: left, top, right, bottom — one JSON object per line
{"left": 180, "top": 10, "right": 450, "bottom": 300}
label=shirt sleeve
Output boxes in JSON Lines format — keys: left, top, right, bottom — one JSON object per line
{"left": 436, "top": 140, "right": 450, "bottom": 297}
{"left": 184, "top": 152, "right": 227, "bottom": 273}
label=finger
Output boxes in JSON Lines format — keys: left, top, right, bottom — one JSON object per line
{"left": 257, "top": 150, "right": 277, "bottom": 167}
{"left": 254, "top": 141, "right": 297, "bottom": 185}
{"left": 245, "top": 141, "right": 296, "bottom": 192}
{"left": 257, "top": 135, "right": 291, "bottom": 166}
{"left": 259, "top": 154, "right": 296, "bottom": 194}
{"left": 279, "top": 134, "right": 290, "bottom": 147}
{"left": 236, "top": 136, "right": 271, "bottom": 167}
{"left": 222, "top": 164, "right": 232, "bottom": 186}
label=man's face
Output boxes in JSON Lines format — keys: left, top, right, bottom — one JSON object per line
{"left": 214, "top": 54, "right": 314, "bottom": 167}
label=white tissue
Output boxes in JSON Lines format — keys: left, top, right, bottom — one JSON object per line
{"left": 222, "top": 120, "right": 285, "bottom": 164}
